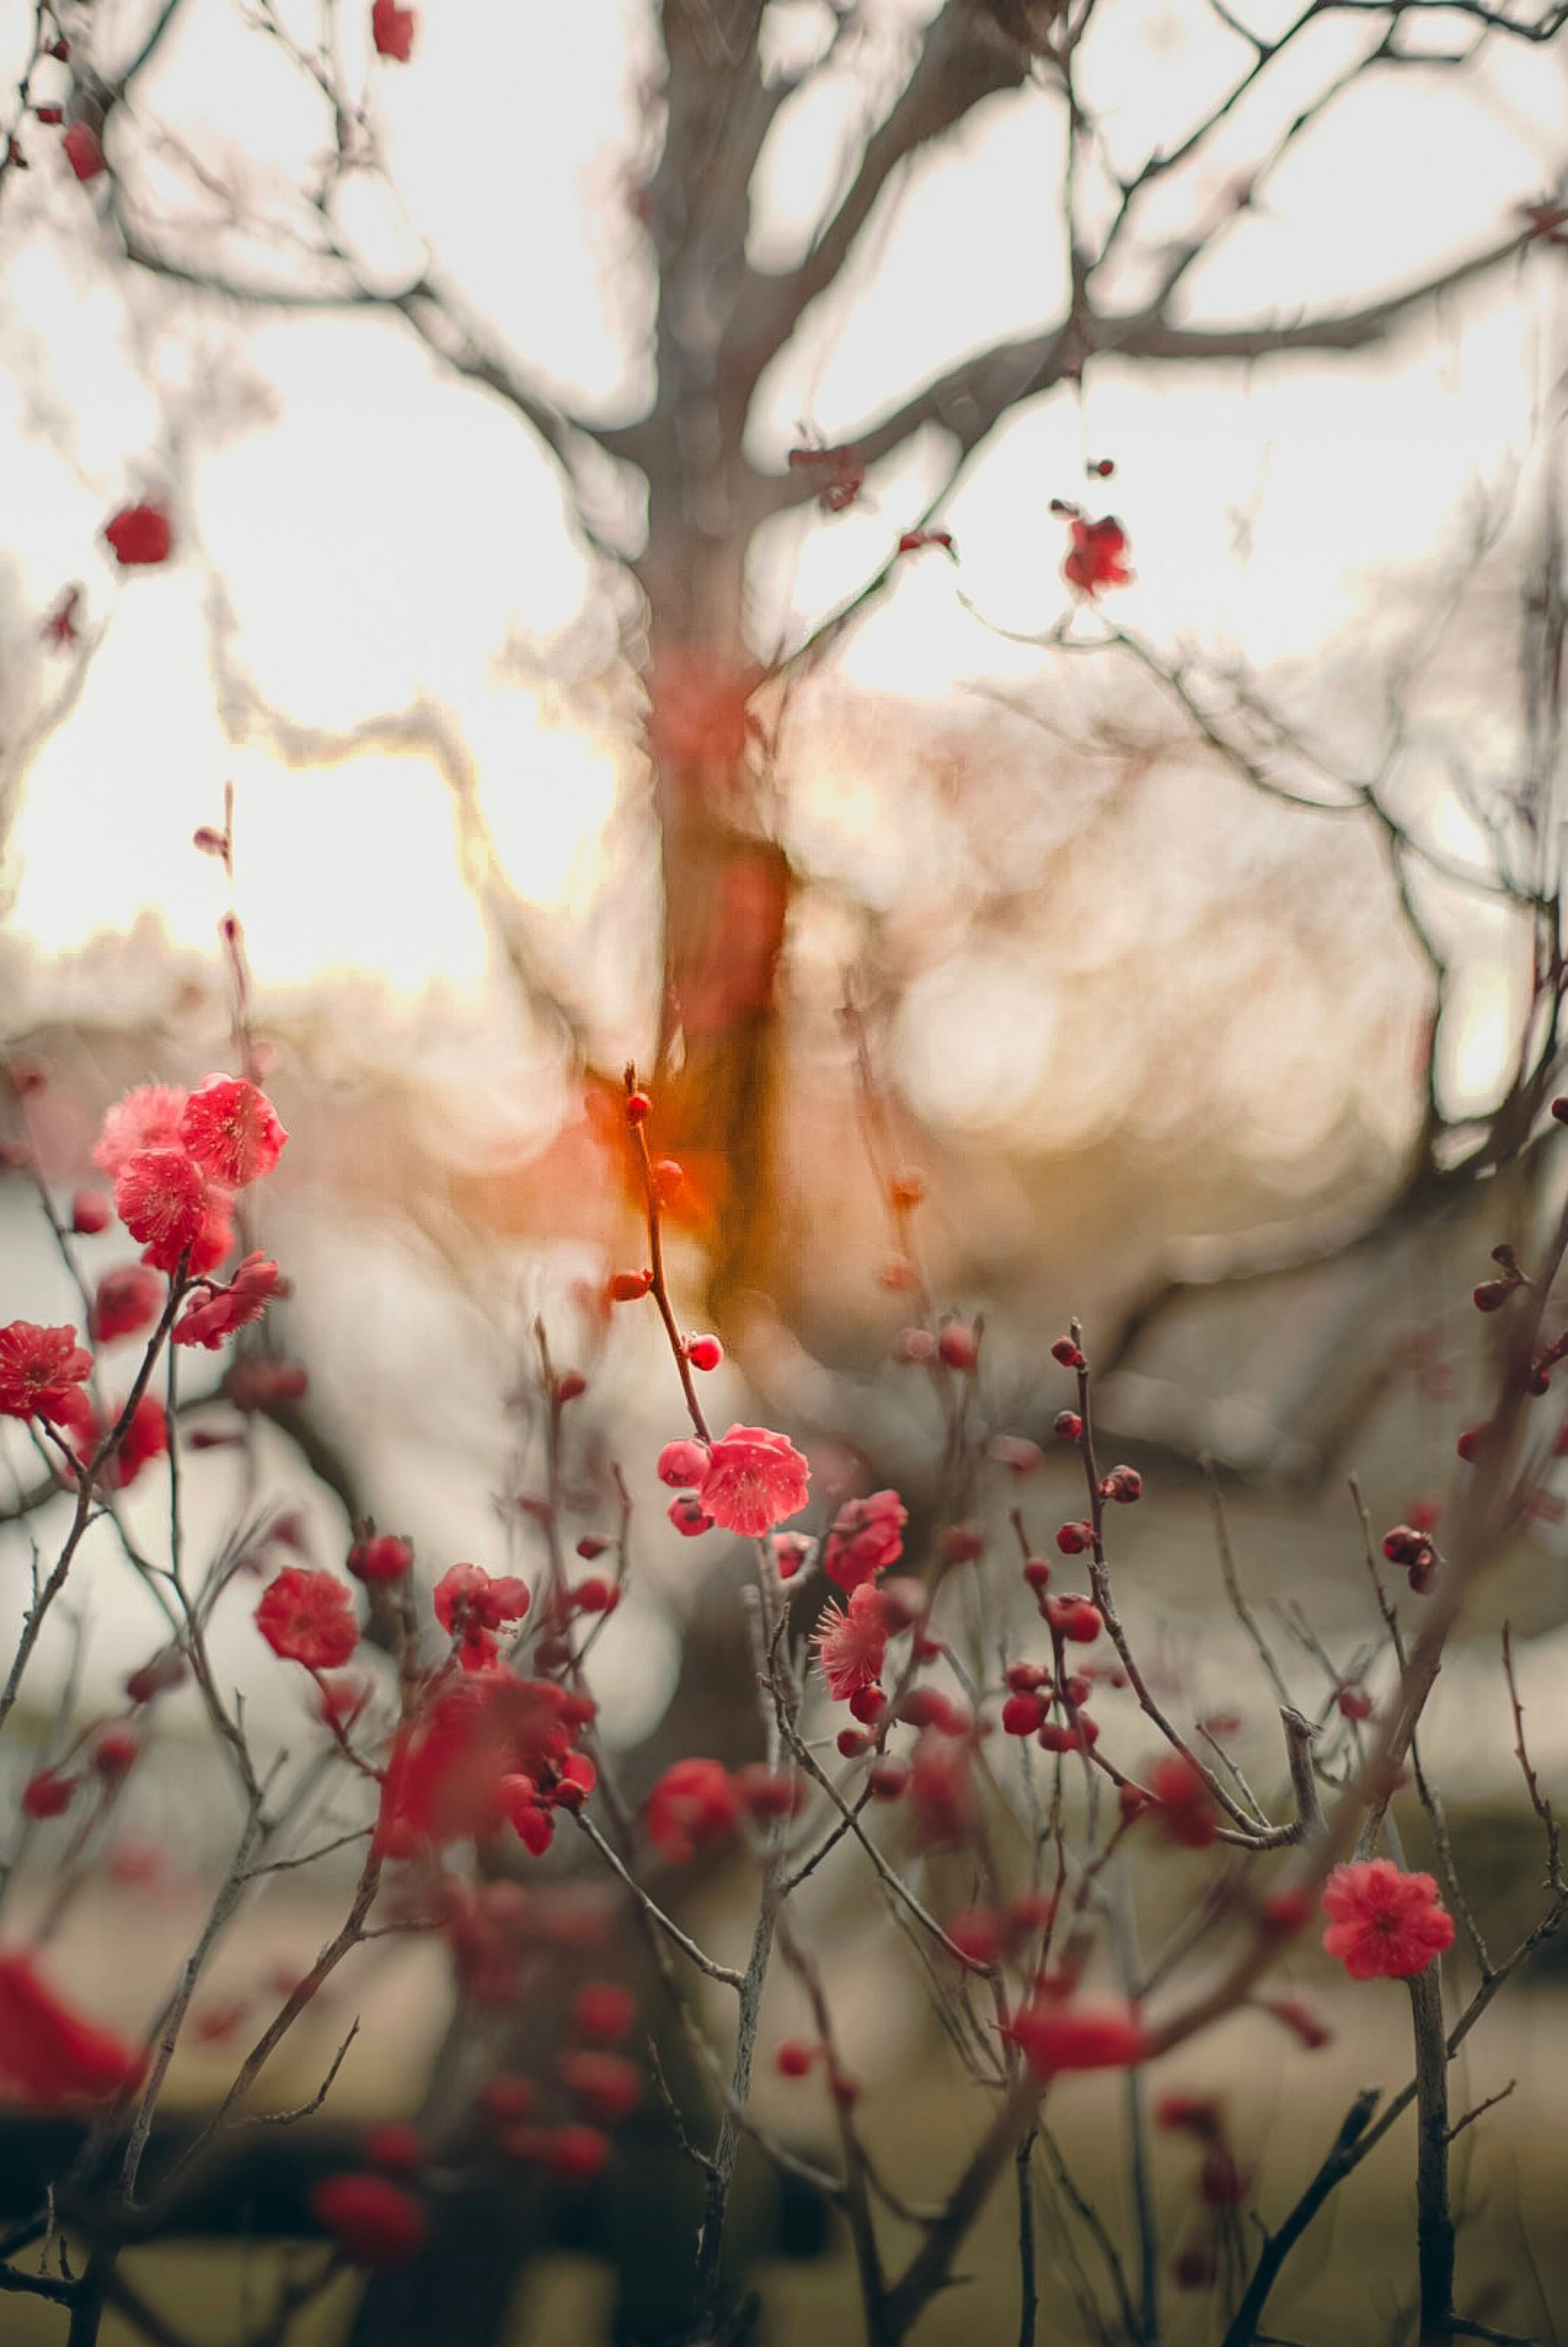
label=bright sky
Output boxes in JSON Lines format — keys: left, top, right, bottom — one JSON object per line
{"left": 0, "top": 0, "right": 1564, "bottom": 1042}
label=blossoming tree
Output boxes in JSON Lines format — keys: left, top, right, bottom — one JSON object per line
{"left": 2, "top": 1029, "right": 1567, "bottom": 2344}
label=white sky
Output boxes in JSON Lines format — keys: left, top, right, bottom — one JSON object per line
{"left": 0, "top": 0, "right": 1564, "bottom": 1022}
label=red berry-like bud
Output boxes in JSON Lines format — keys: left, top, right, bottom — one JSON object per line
{"left": 1100, "top": 1466, "right": 1142, "bottom": 1504}
{"left": 942, "top": 1525, "right": 984, "bottom": 1564}
{"left": 1002, "top": 1693, "right": 1045, "bottom": 1736}
{"left": 1473, "top": 1281, "right": 1511, "bottom": 1312}
{"left": 867, "top": 1758, "right": 909, "bottom": 1801}
{"left": 577, "top": 1535, "right": 610, "bottom": 1560}
{"left": 1336, "top": 1686, "right": 1373, "bottom": 1721}
{"left": 609, "top": 1269, "right": 653, "bottom": 1303}
{"left": 1553, "top": 1098, "right": 1568, "bottom": 1124}
{"left": 347, "top": 1534, "right": 413, "bottom": 1584}
{"left": 1052, "top": 1410, "right": 1082, "bottom": 1441}
{"left": 775, "top": 2040, "right": 816, "bottom": 2079}
{"left": 1005, "top": 1660, "right": 1048, "bottom": 1693}
{"left": 625, "top": 1091, "right": 652, "bottom": 1124}
{"left": 125, "top": 1651, "right": 187, "bottom": 1704}
{"left": 668, "top": 1495, "right": 714, "bottom": 1538}
{"left": 1456, "top": 1425, "right": 1491, "bottom": 1462}
{"left": 574, "top": 1983, "right": 636, "bottom": 2041}
{"left": 848, "top": 1684, "right": 886, "bottom": 1725}
{"left": 1037, "top": 1723, "right": 1080, "bottom": 1754}
{"left": 945, "top": 1907, "right": 1003, "bottom": 1965}
{"left": 937, "top": 1323, "right": 978, "bottom": 1371}
{"left": 685, "top": 1334, "right": 723, "bottom": 1372}
{"left": 888, "top": 1172, "right": 925, "bottom": 1209}
{"left": 837, "top": 1728, "right": 871, "bottom": 1759}
{"left": 22, "top": 1771, "right": 75, "bottom": 1820}
{"left": 1047, "top": 1595, "right": 1101, "bottom": 1644}
{"left": 573, "top": 1577, "right": 619, "bottom": 1614}
{"left": 71, "top": 1188, "right": 111, "bottom": 1234}
{"left": 1050, "top": 1337, "right": 1085, "bottom": 1368}
{"left": 651, "top": 1157, "right": 684, "bottom": 1206}
{"left": 92, "top": 1726, "right": 140, "bottom": 1778}
{"left": 736, "top": 1764, "right": 800, "bottom": 1821}
{"left": 1022, "top": 1556, "right": 1051, "bottom": 1592}
{"left": 555, "top": 1371, "right": 587, "bottom": 1403}
{"left": 657, "top": 1439, "right": 708, "bottom": 1488}
{"left": 1054, "top": 1522, "right": 1091, "bottom": 1556}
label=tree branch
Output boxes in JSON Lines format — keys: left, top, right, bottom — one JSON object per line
{"left": 731, "top": 0, "right": 1031, "bottom": 394}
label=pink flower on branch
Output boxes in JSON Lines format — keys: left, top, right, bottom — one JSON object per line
{"left": 89, "top": 1263, "right": 165, "bottom": 1346}
{"left": 255, "top": 1566, "right": 359, "bottom": 1671}
{"left": 112, "top": 1149, "right": 208, "bottom": 1264}
{"left": 0, "top": 1322, "right": 92, "bottom": 1424}
{"left": 94, "top": 1086, "right": 188, "bottom": 1177}
{"left": 813, "top": 1582, "right": 890, "bottom": 1701}
{"left": 179, "top": 1076, "right": 287, "bottom": 1189}
{"left": 173, "top": 1252, "right": 285, "bottom": 1349}
{"left": 695, "top": 1424, "right": 809, "bottom": 1537}
{"left": 1321, "top": 1860, "right": 1455, "bottom": 1981}
{"left": 644, "top": 1758, "right": 742, "bottom": 1863}
{"left": 432, "top": 1564, "right": 531, "bottom": 1671}
{"left": 823, "top": 1489, "right": 906, "bottom": 1592}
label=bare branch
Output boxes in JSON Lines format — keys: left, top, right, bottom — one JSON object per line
{"left": 731, "top": 1, "right": 1031, "bottom": 393}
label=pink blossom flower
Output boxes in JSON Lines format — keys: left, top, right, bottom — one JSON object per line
{"left": 1321, "top": 1859, "right": 1455, "bottom": 1981}
{"left": 256, "top": 1567, "right": 359, "bottom": 1671}
{"left": 823, "top": 1489, "right": 906, "bottom": 1591}
{"left": 173, "top": 1253, "right": 285, "bottom": 1349}
{"left": 94, "top": 1086, "right": 188, "bottom": 1178}
{"left": 179, "top": 1076, "right": 287, "bottom": 1189}
{"left": 113, "top": 1149, "right": 207, "bottom": 1265}
{"left": 0, "top": 1323, "right": 92, "bottom": 1424}
{"left": 696, "top": 1424, "right": 809, "bottom": 1537}
{"left": 433, "top": 1564, "right": 532, "bottom": 1671}
{"left": 89, "top": 1264, "right": 165, "bottom": 1346}
{"left": 644, "top": 1758, "right": 741, "bottom": 1863}
{"left": 813, "top": 1582, "right": 890, "bottom": 1701}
